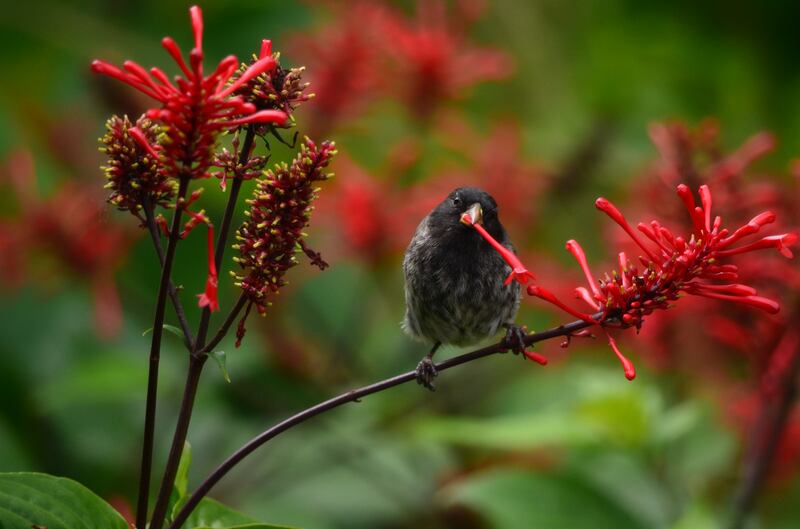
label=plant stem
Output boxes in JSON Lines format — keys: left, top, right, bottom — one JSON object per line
{"left": 150, "top": 127, "right": 257, "bottom": 529}
{"left": 168, "top": 318, "right": 594, "bottom": 529}
{"left": 136, "top": 176, "right": 190, "bottom": 529}
{"left": 202, "top": 293, "right": 248, "bottom": 354}
{"left": 727, "top": 337, "right": 800, "bottom": 529}
{"left": 142, "top": 199, "right": 195, "bottom": 347}
{"left": 149, "top": 353, "right": 208, "bottom": 529}
{"left": 195, "top": 125, "right": 255, "bottom": 349}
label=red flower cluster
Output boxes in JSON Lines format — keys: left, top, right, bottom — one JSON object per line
{"left": 233, "top": 40, "right": 314, "bottom": 127}
{"left": 232, "top": 138, "right": 336, "bottom": 337}
{"left": 523, "top": 184, "right": 796, "bottom": 380}
{"left": 91, "top": 5, "right": 287, "bottom": 180}
{"left": 100, "top": 115, "right": 175, "bottom": 219}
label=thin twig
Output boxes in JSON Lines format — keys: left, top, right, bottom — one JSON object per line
{"left": 195, "top": 125, "right": 256, "bottom": 349}
{"left": 202, "top": 293, "right": 248, "bottom": 354}
{"left": 142, "top": 198, "right": 195, "bottom": 347}
{"left": 168, "top": 318, "right": 595, "bottom": 529}
{"left": 136, "top": 176, "right": 190, "bottom": 529}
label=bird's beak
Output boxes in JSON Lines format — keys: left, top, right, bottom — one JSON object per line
{"left": 460, "top": 203, "right": 483, "bottom": 226}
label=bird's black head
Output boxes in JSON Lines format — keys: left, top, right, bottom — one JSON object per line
{"left": 428, "top": 187, "right": 506, "bottom": 241}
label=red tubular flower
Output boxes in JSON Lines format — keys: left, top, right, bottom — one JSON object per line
{"left": 91, "top": 5, "right": 287, "bottom": 180}
{"left": 197, "top": 223, "right": 219, "bottom": 312}
{"left": 460, "top": 211, "right": 535, "bottom": 285}
{"left": 525, "top": 184, "right": 796, "bottom": 380}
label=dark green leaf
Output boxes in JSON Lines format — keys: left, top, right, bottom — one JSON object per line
{"left": 0, "top": 472, "right": 128, "bottom": 529}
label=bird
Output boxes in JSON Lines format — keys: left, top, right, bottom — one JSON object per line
{"left": 402, "top": 187, "right": 526, "bottom": 390}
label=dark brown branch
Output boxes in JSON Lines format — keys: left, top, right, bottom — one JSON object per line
{"left": 136, "top": 176, "right": 190, "bottom": 529}
{"left": 202, "top": 293, "right": 248, "bottom": 354}
{"left": 168, "top": 318, "right": 595, "bottom": 529}
{"left": 142, "top": 199, "right": 195, "bottom": 347}
{"left": 149, "top": 353, "right": 208, "bottom": 529}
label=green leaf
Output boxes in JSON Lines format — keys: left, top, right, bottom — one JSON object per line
{"left": 210, "top": 351, "right": 232, "bottom": 383}
{"left": 169, "top": 441, "right": 193, "bottom": 521}
{"left": 183, "top": 497, "right": 299, "bottom": 529}
{"left": 0, "top": 472, "right": 128, "bottom": 529}
{"left": 446, "top": 469, "right": 647, "bottom": 529}
{"left": 143, "top": 323, "right": 185, "bottom": 339}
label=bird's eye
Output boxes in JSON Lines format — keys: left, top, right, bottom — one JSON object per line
{"left": 452, "top": 196, "right": 462, "bottom": 208}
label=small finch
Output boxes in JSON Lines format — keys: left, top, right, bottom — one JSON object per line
{"left": 402, "top": 187, "right": 526, "bottom": 390}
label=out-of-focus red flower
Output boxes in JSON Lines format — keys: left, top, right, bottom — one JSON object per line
{"left": 289, "top": 2, "right": 387, "bottom": 135}
{"left": 379, "top": 0, "right": 513, "bottom": 117}
{"left": 291, "top": 0, "right": 512, "bottom": 132}
{"left": 31, "top": 182, "right": 132, "bottom": 339}
{"left": 1, "top": 151, "right": 134, "bottom": 339}
{"left": 91, "top": 5, "right": 287, "bottom": 181}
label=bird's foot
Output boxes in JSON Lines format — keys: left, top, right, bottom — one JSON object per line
{"left": 415, "top": 356, "right": 438, "bottom": 391}
{"left": 502, "top": 324, "right": 529, "bottom": 356}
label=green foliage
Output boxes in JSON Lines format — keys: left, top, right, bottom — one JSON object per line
{"left": 183, "top": 498, "right": 299, "bottom": 529}
{"left": 209, "top": 351, "right": 232, "bottom": 383}
{"left": 0, "top": 473, "right": 129, "bottom": 529}
{"left": 143, "top": 324, "right": 185, "bottom": 339}
{"left": 446, "top": 469, "right": 647, "bottom": 529}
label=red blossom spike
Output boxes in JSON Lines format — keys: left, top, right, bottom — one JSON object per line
{"left": 91, "top": 5, "right": 286, "bottom": 181}
{"left": 234, "top": 138, "right": 336, "bottom": 317}
{"left": 533, "top": 182, "right": 792, "bottom": 381}
{"left": 463, "top": 215, "right": 535, "bottom": 285}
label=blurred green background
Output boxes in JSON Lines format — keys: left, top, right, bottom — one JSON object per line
{"left": 1, "top": 1, "right": 800, "bottom": 528}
